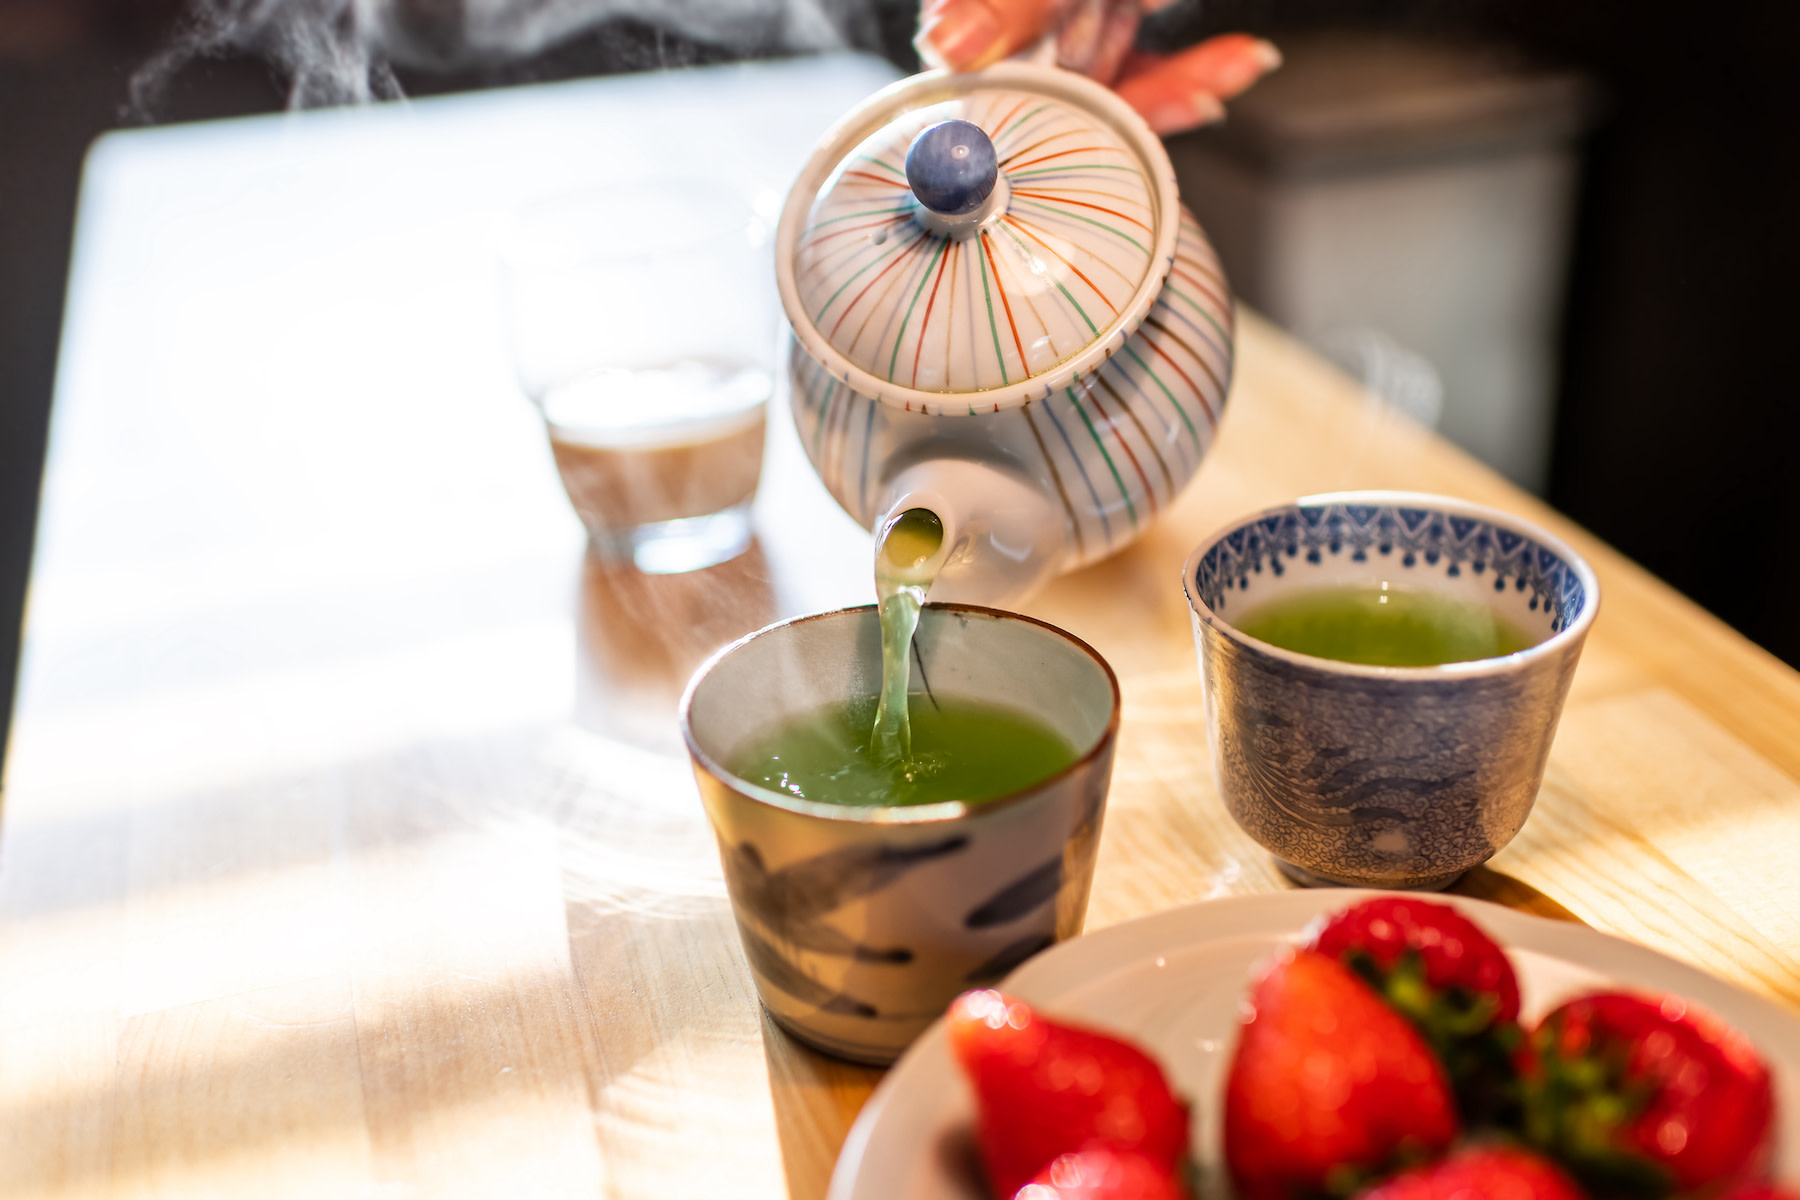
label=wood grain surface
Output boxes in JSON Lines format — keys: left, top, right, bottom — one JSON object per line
{"left": 7, "top": 313, "right": 1798, "bottom": 1200}
{"left": 6, "top": 59, "right": 1799, "bottom": 1200}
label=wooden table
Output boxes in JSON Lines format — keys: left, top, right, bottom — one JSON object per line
{"left": 6, "top": 54, "right": 1800, "bottom": 1200}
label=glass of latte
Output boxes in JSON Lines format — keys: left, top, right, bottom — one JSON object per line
{"left": 502, "top": 182, "right": 776, "bottom": 573}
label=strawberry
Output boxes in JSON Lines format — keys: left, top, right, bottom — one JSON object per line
{"left": 1520, "top": 990, "right": 1775, "bottom": 1199}
{"left": 1308, "top": 897, "right": 1523, "bottom": 1122}
{"left": 1356, "top": 1148, "right": 1587, "bottom": 1200}
{"left": 1224, "top": 948, "right": 1459, "bottom": 1200}
{"left": 1722, "top": 1188, "right": 1800, "bottom": 1200}
{"left": 1016, "top": 1147, "right": 1186, "bottom": 1200}
{"left": 947, "top": 989, "right": 1190, "bottom": 1200}
{"left": 1309, "top": 897, "right": 1522, "bottom": 1022}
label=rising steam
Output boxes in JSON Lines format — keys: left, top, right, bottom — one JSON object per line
{"left": 132, "top": 0, "right": 885, "bottom": 112}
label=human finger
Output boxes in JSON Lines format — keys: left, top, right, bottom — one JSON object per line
{"left": 916, "top": 0, "right": 1060, "bottom": 72}
{"left": 1113, "top": 33, "right": 1281, "bottom": 134}
{"left": 1060, "top": 0, "right": 1139, "bottom": 84}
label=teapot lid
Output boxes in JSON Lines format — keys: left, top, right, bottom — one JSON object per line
{"left": 775, "top": 63, "right": 1180, "bottom": 414}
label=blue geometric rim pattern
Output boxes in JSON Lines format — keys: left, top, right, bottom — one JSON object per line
{"left": 1192, "top": 502, "right": 1590, "bottom": 633}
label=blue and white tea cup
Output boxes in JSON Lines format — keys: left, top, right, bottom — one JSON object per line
{"left": 1182, "top": 492, "right": 1600, "bottom": 890}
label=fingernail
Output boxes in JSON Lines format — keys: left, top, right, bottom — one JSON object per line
{"left": 1213, "top": 39, "right": 1282, "bottom": 96}
{"left": 1142, "top": 92, "right": 1226, "bottom": 136}
{"left": 917, "top": 0, "right": 1004, "bottom": 71}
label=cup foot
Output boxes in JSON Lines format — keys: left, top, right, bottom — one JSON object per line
{"left": 588, "top": 502, "right": 754, "bottom": 574}
{"left": 762, "top": 1005, "right": 905, "bottom": 1067}
{"left": 1273, "top": 855, "right": 1468, "bottom": 892}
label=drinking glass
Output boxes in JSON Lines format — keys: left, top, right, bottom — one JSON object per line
{"left": 501, "top": 182, "right": 776, "bottom": 573}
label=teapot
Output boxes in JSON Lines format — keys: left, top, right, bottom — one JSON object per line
{"left": 774, "top": 61, "right": 1236, "bottom": 605}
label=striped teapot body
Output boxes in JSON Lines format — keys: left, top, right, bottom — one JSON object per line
{"left": 791, "top": 206, "right": 1234, "bottom": 575}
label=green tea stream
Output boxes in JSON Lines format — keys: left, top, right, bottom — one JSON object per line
{"left": 726, "top": 507, "right": 1078, "bottom": 806}
{"left": 870, "top": 508, "right": 945, "bottom": 763}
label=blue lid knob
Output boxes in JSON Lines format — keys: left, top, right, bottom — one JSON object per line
{"left": 904, "top": 120, "right": 999, "bottom": 216}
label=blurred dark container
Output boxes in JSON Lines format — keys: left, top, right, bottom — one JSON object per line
{"left": 1166, "top": 30, "right": 1597, "bottom": 492}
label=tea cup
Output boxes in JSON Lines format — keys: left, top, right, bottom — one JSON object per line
{"left": 679, "top": 604, "right": 1120, "bottom": 1064}
{"left": 1182, "top": 492, "right": 1600, "bottom": 890}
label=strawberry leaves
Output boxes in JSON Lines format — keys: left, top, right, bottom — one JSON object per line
{"left": 1311, "top": 898, "right": 1525, "bottom": 1128}
{"left": 1517, "top": 993, "right": 1775, "bottom": 1200}
{"left": 1341, "top": 946, "right": 1524, "bottom": 1127}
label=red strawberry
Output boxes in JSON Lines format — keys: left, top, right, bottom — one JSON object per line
{"left": 947, "top": 989, "right": 1190, "bottom": 1200}
{"left": 1722, "top": 1189, "right": 1800, "bottom": 1200}
{"left": 1520, "top": 990, "right": 1775, "bottom": 1198}
{"left": 1357, "top": 1148, "right": 1587, "bottom": 1200}
{"left": 1225, "top": 948, "right": 1459, "bottom": 1200}
{"left": 1310, "top": 897, "right": 1521, "bottom": 1020}
{"left": 1308, "top": 897, "right": 1523, "bottom": 1121}
{"left": 1016, "top": 1147, "right": 1186, "bottom": 1199}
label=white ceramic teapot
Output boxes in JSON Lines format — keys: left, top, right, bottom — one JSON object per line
{"left": 775, "top": 61, "right": 1236, "bottom": 605}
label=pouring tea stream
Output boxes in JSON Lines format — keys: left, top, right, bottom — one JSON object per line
{"left": 871, "top": 506, "right": 946, "bottom": 762}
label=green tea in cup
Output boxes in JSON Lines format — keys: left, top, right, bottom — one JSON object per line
{"left": 1233, "top": 584, "right": 1535, "bottom": 667}
{"left": 727, "top": 505, "right": 1077, "bottom": 809}
{"left": 681, "top": 604, "right": 1121, "bottom": 1063}
{"left": 729, "top": 695, "right": 1078, "bottom": 808}
{"left": 1183, "top": 491, "right": 1600, "bottom": 890}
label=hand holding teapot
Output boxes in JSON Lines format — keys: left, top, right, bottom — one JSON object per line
{"left": 918, "top": 0, "right": 1281, "bottom": 133}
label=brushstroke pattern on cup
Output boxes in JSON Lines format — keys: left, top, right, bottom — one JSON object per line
{"left": 680, "top": 604, "right": 1120, "bottom": 1064}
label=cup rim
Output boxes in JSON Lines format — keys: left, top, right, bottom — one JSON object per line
{"left": 1180, "top": 490, "right": 1602, "bottom": 680}
{"left": 677, "top": 602, "right": 1122, "bottom": 825}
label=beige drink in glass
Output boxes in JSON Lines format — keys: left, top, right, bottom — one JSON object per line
{"left": 539, "top": 361, "right": 769, "bottom": 573}
{"left": 502, "top": 182, "right": 777, "bottom": 572}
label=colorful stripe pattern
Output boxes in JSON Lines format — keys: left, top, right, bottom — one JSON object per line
{"left": 791, "top": 205, "right": 1233, "bottom": 570}
{"left": 793, "top": 89, "right": 1156, "bottom": 398}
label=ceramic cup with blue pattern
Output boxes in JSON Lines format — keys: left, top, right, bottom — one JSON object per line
{"left": 1182, "top": 492, "right": 1600, "bottom": 891}
{"left": 679, "top": 604, "right": 1120, "bottom": 1064}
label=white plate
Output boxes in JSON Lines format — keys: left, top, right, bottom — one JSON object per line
{"left": 828, "top": 890, "right": 1800, "bottom": 1200}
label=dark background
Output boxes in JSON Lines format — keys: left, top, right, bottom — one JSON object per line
{"left": 2, "top": 0, "right": 1796, "bottom": 770}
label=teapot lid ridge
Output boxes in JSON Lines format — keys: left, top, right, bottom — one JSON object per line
{"left": 775, "top": 63, "right": 1181, "bottom": 415}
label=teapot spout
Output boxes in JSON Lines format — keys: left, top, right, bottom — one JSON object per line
{"left": 876, "top": 460, "right": 1065, "bottom": 608}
